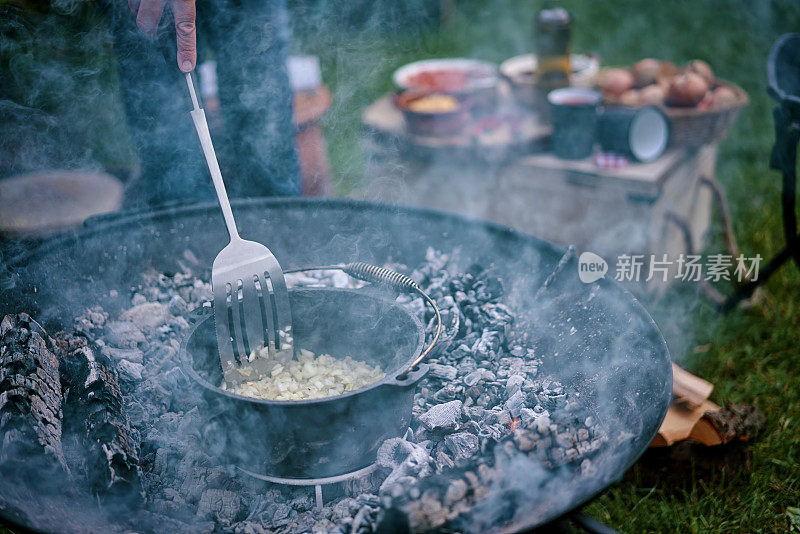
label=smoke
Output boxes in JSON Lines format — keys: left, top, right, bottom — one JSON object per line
{"left": 1, "top": 0, "right": 794, "bottom": 531}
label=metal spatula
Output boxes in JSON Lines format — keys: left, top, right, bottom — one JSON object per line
{"left": 183, "top": 73, "right": 294, "bottom": 384}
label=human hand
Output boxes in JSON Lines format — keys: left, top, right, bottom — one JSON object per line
{"left": 129, "top": 0, "right": 197, "bottom": 72}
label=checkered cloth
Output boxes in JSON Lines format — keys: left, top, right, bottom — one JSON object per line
{"left": 594, "top": 152, "right": 630, "bottom": 168}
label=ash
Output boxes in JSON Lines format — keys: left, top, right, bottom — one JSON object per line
{"left": 6, "top": 249, "right": 607, "bottom": 533}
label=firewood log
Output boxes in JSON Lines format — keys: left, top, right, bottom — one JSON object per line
{"left": 58, "top": 333, "right": 143, "bottom": 500}
{"left": 0, "top": 313, "right": 68, "bottom": 478}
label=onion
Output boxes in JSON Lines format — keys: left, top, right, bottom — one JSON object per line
{"left": 666, "top": 72, "right": 709, "bottom": 107}
{"left": 639, "top": 84, "right": 665, "bottom": 105}
{"left": 597, "top": 68, "right": 635, "bottom": 98}
{"left": 632, "top": 58, "right": 660, "bottom": 87}
{"left": 227, "top": 348, "right": 385, "bottom": 401}
{"left": 686, "top": 60, "right": 714, "bottom": 85}
{"left": 619, "top": 89, "right": 641, "bottom": 106}
{"left": 711, "top": 85, "right": 738, "bottom": 108}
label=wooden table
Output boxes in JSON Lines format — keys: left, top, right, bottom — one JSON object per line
{"left": 362, "top": 96, "right": 718, "bottom": 294}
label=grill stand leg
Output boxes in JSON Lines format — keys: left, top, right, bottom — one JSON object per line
{"left": 315, "top": 484, "right": 323, "bottom": 510}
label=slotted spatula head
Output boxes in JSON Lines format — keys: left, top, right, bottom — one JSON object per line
{"left": 213, "top": 237, "right": 294, "bottom": 384}
{"left": 180, "top": 72, "right": 294, "bottom": 384}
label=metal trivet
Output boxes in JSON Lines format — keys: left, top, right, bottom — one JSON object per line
{"left": 236, "top": 463, "right": 379, "bottom": 509}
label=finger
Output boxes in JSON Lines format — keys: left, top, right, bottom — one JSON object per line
{"left": 136, "top": 0, "right": 167, "bottom": 35}
{"left": 172, "top": 0, "right": 197, "bottom": 72}
{"left": 128, "top": 0, "right": 140, "bottom": 16}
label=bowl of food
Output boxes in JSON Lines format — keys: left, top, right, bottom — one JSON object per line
{"left": 499, "top": 53, "right": 600, "bottom": 107}
{"left": 394, "top": 90, "right": 472, "bottom": 136}
{"left": 393, "top": 58, "right": 498, "bottom": 112}
{"left": 595, "top": 59, "right": 749, "bottom": 148}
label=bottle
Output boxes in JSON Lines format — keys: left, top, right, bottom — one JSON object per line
{"left": 535, "top": 2, "right": 572, "bottom": 92}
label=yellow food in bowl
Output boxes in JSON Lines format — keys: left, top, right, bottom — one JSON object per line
{"left": 407, "top": 94, "right": 460, "bottom": 113}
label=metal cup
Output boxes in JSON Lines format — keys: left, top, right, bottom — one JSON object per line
{"left": 597, "top": 106, "right": 670, "bottom": 162}
{"left": 547, "top": 88, "right": 602, "bottom": 159}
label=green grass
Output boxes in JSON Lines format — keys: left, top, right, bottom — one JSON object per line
{"left": 2, "top": 0, "right": 800, "bottom": 531}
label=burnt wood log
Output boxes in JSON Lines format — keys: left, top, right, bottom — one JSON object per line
{"left": 703, "top": 404, "right": 765, "bottom": 444}
{"left": 58, "top": 333, "right": 144, "bottom": 500}
{"left": 0, "top": 313, "right": 68, "bottom": 478}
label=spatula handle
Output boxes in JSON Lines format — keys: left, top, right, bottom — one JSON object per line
{"left": 185, "top": 74, "right": 240, "bottom": 241}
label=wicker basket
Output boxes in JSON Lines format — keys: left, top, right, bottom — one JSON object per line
{"left": 662, "top": 80, "right": 748, "bottom": 148}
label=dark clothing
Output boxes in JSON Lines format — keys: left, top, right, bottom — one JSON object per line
{"left": 99, "top": 0, "right": 299, "bottom": 208}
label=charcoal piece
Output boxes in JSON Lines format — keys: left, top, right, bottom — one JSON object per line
{"left": 74, "top": 306, "right": 109, "bottom": 335}
{"left": 351, "top": 504, "right": 376, "bottom": 533}
{"left": 101, "top": 346, "right": 145, "bottom": 365}
{"left": 463, "top": 368, "right": 496, "bottom": 387}
{"left": 312, "top": 518, "right": 337, "bottom": 534}
{"left": 473, "top": 330, "right": 501, "bottom": 359}
{"left": 505, "top": 390, "right": 527, "bottom": 417}
{"left": 357, "top": 493, "right": 381, "bottom": 507}
{"left": 378, "top": 438, "right": 433, "bottom": 491}
{"left": 419, "top": 400, "right": 462, "bottom": 432}
{"left": 444, "top": 432, "right": 479, "bottom": 462}
{"left": 0, "top": 313, "right": 68, "bottom": 476}
{"left": 403, "top": 489, "right": 447, "bottom": 531}
{"left": 427, "top": 364, "right": 457, "bottom": 382}
{"left": 434, "top": 449, "right": 454, "bottom": 473}
{"left": 450, "top": 345, "right": 473, "bottom": 362}
{"left": 120, "top": 302, "right": 169, "bottom": 331}
{"left": 464, "top": 406, "right": 488, "bottom": 422}
{"left": 474, "top": 275, "right": 503, "bottom": 302}
{"left": 332, "top": 497, "right": 360, "bottom": 521}
{"left": 518, "top": 407, "right": 537, "bottom": 427}
{"left": 59, "top": 336, "right": 143, "bottom": 500}
{"left": 476, "top": 393, "right": 495, "bottom": 408}
{"left": 168, "top": 295, "right": 188, "bottom": 315}
{"left": 444, "top": 479, "right": 468, "bottom": 505}
{"left": 117, "top": 359, "right": 144, "bottom": 382}
{"left": 103, "top": 321, "right": 146, "bottom": 348}
{"left": 555, "top": 432, "right": 575, "bottom": 449}
{"left": 432, "top": 384, "right": 460, "bottom": 403}
{"left": 196, "top": 488, "right": 243, "bottom": 524}
{"left": 505, "top": 375, "right": 525, "bottom": 396}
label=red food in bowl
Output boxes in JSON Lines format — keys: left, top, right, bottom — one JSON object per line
{"left": 406, "top": 69, "right": 470, "bottom": 92}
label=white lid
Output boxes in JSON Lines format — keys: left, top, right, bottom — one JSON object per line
{"left": 629, "top": 107, "right": 669, "bottom": 162}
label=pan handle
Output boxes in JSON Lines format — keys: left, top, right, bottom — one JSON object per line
{"left": 385, "top": 364, "right": 429, "bottom": 388}
{"left": 283, "top": 263, "right": 442, "bottom": 373}
{"left": 341, "top": 263, "right": 441, "bottom": 372}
